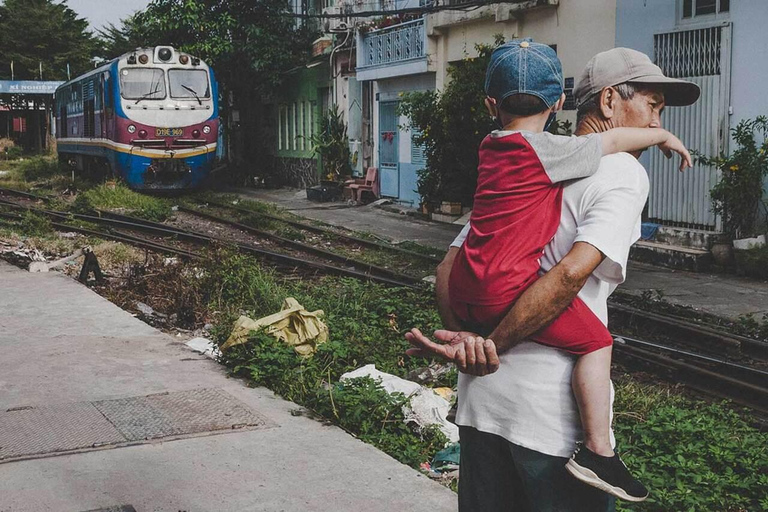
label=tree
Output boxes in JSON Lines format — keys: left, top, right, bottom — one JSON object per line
{"left": 96, "top": 13, "right": 146, "bottom": 61}
{"left": 0, "top": 0, "right": 97, "bottom": 81}
{"left": 398, "top": 39, "right": 502, "bottom": 206}
{"left": 122, "top": 0, "right": 317, "bottom": 174}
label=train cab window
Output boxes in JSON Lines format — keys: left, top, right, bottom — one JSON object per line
{"left": 168, "top": 70, "right": 211, "bottom": 100}
{"left": 120, "top": 68, "right": 166, "bottom": 100}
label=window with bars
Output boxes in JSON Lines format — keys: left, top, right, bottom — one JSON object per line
{"left": 278, "top": 101, "right": 317, "bottom": 153}
{"left": 654, "top": 26, "right": 721, "bottom": 78}
{"left": 682, "top": 0, "right": 729, "bottom": 19}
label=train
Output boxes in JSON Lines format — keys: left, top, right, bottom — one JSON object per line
{"left": 55, "top": 46, "right": 220, "bottom": 190}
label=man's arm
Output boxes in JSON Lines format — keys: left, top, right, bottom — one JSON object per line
{"left": 418, "top": 240, "right": 604, "bottom": 373}
{"left": 486, "top": 241, "right": 604, "bottom": 352}
{"left": 435, "top": 246, "right": 463, "bottom": 331}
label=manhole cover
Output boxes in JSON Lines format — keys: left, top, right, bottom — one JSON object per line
{"left": 92, "top": 388, "right": 269, "bottom": 441}
{"left": 0, "top": 402, "right": 125, "bottom": 460}
{"left": 0, "top": 388, "right": 273, "bottom": 463}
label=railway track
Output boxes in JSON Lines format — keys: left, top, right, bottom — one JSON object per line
{"left": 0, "top": 192, "right": 422, "bottom": 289}
{"left": 192, "top": 198, "right": 444, "bottom": 263}
{"left": 1, "top": 185, "right": 767, "bottom": 415}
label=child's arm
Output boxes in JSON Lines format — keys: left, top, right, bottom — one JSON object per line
{"left": 601, "top": 127, "right": 692, "bottom": 172}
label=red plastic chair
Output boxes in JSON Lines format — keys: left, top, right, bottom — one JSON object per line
{"left": 344, "top": 167, "right": 379, "bottom": 203}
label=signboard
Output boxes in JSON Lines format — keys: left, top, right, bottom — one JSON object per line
{"left": 0, "top": 81, "right": 64, "bottom": 95}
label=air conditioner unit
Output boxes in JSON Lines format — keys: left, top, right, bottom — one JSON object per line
{"left": 322, "top": 6, "right": 343, "bottom": 33}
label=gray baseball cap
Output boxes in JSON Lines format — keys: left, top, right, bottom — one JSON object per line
{"left": 574, "top": 47, "right": 700, "bottom": 107}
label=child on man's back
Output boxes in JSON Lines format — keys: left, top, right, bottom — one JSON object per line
{"left": 448, "top": 39, "right": 692, "bottom": 502}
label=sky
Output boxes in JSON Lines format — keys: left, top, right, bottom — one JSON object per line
{"left": 65, "top": 0, "right": 151, "bottom": 32}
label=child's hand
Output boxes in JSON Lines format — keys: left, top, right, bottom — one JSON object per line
{"left": 658, "top": 132, "right": 692, "bottom": 172}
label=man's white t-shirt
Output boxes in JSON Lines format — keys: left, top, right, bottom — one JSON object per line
{"left": 450, "top": 152, "right": 649, "bottom": 458}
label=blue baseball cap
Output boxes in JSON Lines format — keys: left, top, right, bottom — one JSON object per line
{"left": 485, "top": 38, "right": 564, "bottom": 109}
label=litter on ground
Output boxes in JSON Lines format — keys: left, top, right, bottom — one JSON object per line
{"left": 340, "top": 364, "right": 459, "bottom": 443}
{"left": 220, "top": 297, "right": 328, "bottom": 356}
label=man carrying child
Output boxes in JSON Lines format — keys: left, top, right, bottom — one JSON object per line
{"left": 407, "top": 44, "right": 700, "bottom": 511}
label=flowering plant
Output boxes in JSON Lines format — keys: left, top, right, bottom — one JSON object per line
{"left": 696, "top": 116, "right": 768, "bottom": 239}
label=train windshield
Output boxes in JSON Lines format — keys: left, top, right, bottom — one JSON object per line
{"left": 120, "top": 68, "right": 166, "bottom": 100}
{"left": 168, "top": 70, "right": 211, "bottom": 100}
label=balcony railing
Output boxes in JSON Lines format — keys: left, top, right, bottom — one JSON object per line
{"left": 359, "top": 18, "right": 425, "bottom": 69}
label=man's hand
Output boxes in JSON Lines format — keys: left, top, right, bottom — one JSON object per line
{"left": 405, "top": 328, "right": 500, "bottom": 376}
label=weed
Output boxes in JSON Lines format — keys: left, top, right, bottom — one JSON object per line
{"left": 19, "top": 210, "right": 53, "bottom": 237}
{"left": 613, "top": 375, "right": 768, "bottom": 512}
{"left": 80, "top": 184, "right": 172, "bottom": 222}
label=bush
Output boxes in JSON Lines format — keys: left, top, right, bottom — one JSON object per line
{"left": 614, "top": 380, "right": 768, "bottom": 512}
{"left": 696, "top": 116, "right": 768, "bottom": 239}
{"left": 80, "top": 183, "right": 172, "bottom": 222}
{"left": 398, "top": 39, "right": 501, "bottom": 206}
{"left": 19, "top": 210, "right": 53, "bottom": 236}
{"left": 17, "top": 156, "right": 62, "bottom": 181}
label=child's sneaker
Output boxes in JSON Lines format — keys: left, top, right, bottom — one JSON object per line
{"left": 565, "top": 444, "right": 649, "bottom": 502}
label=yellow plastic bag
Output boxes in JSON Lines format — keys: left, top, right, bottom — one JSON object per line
{"left": 220, "top": 298, "right": 328, "bottom": 356}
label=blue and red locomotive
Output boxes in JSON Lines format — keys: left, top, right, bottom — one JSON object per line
{"left": 55, "top": 46, "right": 219, "bottom": 190}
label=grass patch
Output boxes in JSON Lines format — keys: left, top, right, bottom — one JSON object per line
{"left": 613, "top": 376, "right": 768, "bottom": 512}
{"left": 79, "top": 184, "right": 172, "bottom": 222}
{"left": 18, "top": 210, "right": 53, "bottom": 237}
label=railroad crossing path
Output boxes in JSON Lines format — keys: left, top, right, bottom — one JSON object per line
{"left": 0, "top": 261, "right": 457, "bottom": 512}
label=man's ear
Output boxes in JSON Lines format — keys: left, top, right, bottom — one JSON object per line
{"left": 553, "top": 93, "right": 566, "bottom": 112}
{"left": 598, "top": 87, "right": 617, "bottom": 120}
{"left": 485, "top": 97, "right": 498, "bottom": 117}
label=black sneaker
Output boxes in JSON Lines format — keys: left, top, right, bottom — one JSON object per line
{"left": 565, "top": 444, "right": 649, "bottom": 502}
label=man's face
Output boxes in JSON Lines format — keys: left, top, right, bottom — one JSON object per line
{"left": 613, "top": 86, "right": 666, "bottom": 130}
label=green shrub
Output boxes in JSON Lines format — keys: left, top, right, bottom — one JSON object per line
{"left": 17, "top": 156, "right": 63, "bottom": 181}
{"left": 613, "top": 377, "right": 768, "bottom": 511}
{"left": 19, "top": 210, "right": 53, "bottom": 236}
{"left": 81, "top": 183, "right": 172, "bottom": 222}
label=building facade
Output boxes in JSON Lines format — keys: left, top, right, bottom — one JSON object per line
{"left": 616, "top": 0, "right": 768, "bottom": 232}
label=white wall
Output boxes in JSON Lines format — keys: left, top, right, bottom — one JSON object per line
{"left": 428, "top": 0, "right": 617, "bottom": 126}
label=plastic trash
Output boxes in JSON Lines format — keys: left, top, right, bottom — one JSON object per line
{"left": 340, "top": 364, "right": 459, "bottom": 443}
{"left": 185, "top": 337, "right": 221, "bottom": 359}
{"left": 220, "top": 297, "right": 328, "bottom": 356}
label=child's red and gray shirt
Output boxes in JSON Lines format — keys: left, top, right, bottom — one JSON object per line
{"left": 449, "top": 130, "right": 603, "bottom": 308}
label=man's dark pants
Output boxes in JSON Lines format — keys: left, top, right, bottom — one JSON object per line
{"left": 459, "top": 426, "right": 616, "bottom": 512}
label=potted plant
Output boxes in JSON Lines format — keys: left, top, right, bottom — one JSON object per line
{"left": 697, "top": 116, "right": 768, "bottom": 266}
{"left": 307, "top": 106, "right": 352, "bottom": 200}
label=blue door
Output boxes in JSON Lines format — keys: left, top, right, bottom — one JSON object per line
{"left": 378, "top": 101, "right": 399, "bottom": 197}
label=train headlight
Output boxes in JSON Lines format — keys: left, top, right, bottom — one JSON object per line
{"left": 127, "top": 124, "right": 136, "bottom": 134}
{"left": 179, "top": 55, "right": 189, "bottom": 65}
{"left": 138, "top": 130, "right": 148, "bottom": 139}
{"left": 158, "top": 47, "right": 173, "bottom": 62}
{"left": 192, "top": 129, "right": 201, "bottom": 138}
{"left": 138, "top": 54, "right": 149, "bottom": 64}
{"left": 202, "top": 125, "right": 211, "bottom": 134}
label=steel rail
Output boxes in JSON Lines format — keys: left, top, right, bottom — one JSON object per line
{"left": 176, "top": 205, "right": 424, "bottom": 285}
{"left": 613, "top": 342, "right": 768, "bottom": 414}
{"left": 0, "top": 198, "right": 419, "bottom": 289}
{"left": 196, "top": 199, "right": 444, "bottom": 263}
{"left": 0, "top": 209, "right": 200, "bottom": 259}
{"left": 608, "top": 301, "right": 768, "bottom": 361}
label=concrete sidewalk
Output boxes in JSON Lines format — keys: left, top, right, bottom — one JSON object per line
{"left": 0, "top": 261, "right": 456, "bottom": 512}
{"left": 232, "top": 187, "right": 768, "bottom": 322}
{"left": 230, "top": 187, "right": 463, "bottom": 251}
